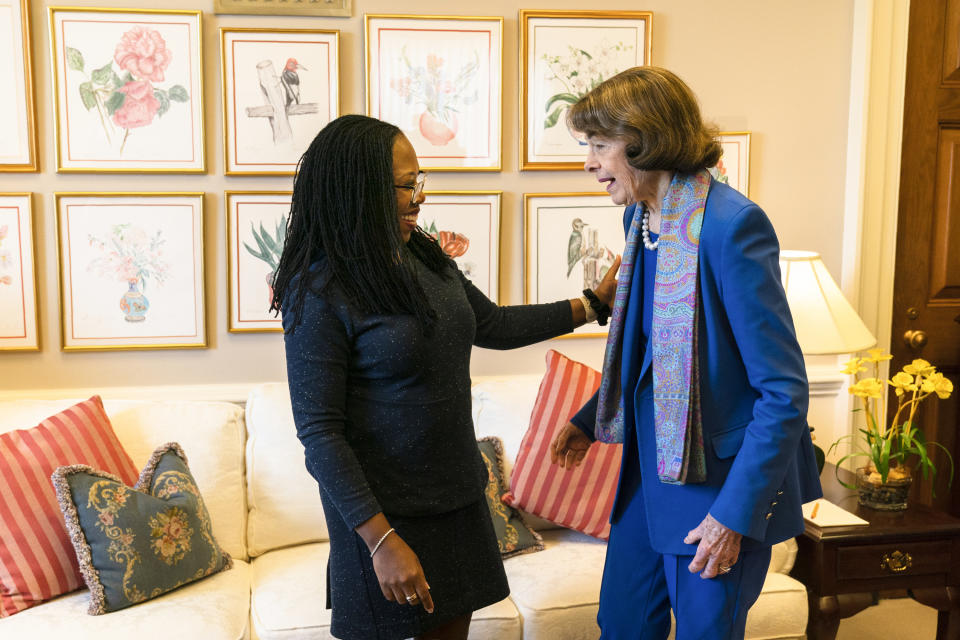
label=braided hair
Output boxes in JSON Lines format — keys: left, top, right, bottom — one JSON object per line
{"left": 270, "top": 115, "right": 449, "bottom": 333}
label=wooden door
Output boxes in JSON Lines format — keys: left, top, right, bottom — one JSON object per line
{"left": 894, "top": 0, "right": 960, "bottom": 515}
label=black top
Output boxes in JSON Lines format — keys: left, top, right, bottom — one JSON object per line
{"left": 283, "top": 253, "right": 573, "bottom": 530}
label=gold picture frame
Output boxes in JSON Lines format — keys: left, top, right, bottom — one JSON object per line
{"left": 0, "top": 193, "right": 40, "bottom": 351}
{"left": 1, "top": 0, "right": 39, "bottom": 172}
{"left": 712, "top": 131, "right": 751, "bottom": 197}
{"left": 520, "top": 10, "right": 652, "bottom": 171}
{"left": 524, "top": 192, "right": 623, "bottom": 339}
{"left": 48, "top": 7, "right": 206, "bottom": 173}
{"left": 225, "top": 190, "right": 290, "bottom": 333}
{"left": 55, "top": 192, "right": 207, "bottom": 351}
{"left": 221, "top": 27, "right": 340, "bottom": 176}
{"left": 214, "top": 0, "right": 351, "bottom": 17}
{"left": 365, "top": 14, "right": 503, "bottom": 172}
{"left": 421, "top": 191, "right": 502, "bottom": 303}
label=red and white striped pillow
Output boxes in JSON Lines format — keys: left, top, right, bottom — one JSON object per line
{"left": 503, "top": 350, "right": 622, "bottom": 540}
{"left": 0, "top": 396, "right": 139, "bottom": 617}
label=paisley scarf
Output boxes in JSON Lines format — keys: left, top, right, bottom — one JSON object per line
{"left": 595, "top": 169, "right": 711, "bottom": 484}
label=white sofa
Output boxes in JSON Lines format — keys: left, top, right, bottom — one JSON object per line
{"left": 0, "top": 376, "right": 810, "bottom": 640}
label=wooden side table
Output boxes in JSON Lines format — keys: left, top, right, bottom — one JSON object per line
{"left": 791, "top": 463, "right": 960, "bottom": 639}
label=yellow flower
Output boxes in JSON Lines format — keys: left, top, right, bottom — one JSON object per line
{"left": 865, "top": 348, "right": 894, "bottom": 363}
{"left": 841, "top": 357, "right": 866, "bottom": 375}
{"left": 903, "top": 359, "right": 935, "bottom": 377}
{"left": 889, "top": 371, "right": 917, "bottom": 397}
{"left": 927, "top": 372, "right": 954, "bottom": 399}
{"left": 849, "top": 378, "right": 883, "bottom": 399}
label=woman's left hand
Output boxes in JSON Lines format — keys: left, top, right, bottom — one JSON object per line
{"left": 593, "top": 255, "right": 622, "bottom": 307}
{"left": 684, "top": 513, "right": 742, "bottom": 579}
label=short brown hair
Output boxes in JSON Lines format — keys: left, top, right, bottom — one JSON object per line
{"left": 567, "top": 66, "right": 721, "bottom": 172}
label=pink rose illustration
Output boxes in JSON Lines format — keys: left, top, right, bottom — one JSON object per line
{"left": 112, "top": 80, "right": 161, "bottom": 129}
{"left": 0, "top": 276, "right": 12, "bottom": 286}
{"left": 114, "top": 26, "right": 172, "bottom": 83}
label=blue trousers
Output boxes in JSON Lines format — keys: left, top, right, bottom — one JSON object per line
{"left": 598, "top": 434, "right": 771, "bottom": 640}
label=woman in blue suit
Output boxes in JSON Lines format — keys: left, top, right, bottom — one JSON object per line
{"left": 550, "top": 67, "right": 822, "bottom": 639}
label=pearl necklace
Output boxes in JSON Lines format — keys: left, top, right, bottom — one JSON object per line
{"left": 640, "top": 206, "right": 659, "bottom": 250}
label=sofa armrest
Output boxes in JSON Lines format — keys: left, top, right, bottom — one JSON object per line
{"left": 768, "top": 537, "right": 798, "bottom": 574}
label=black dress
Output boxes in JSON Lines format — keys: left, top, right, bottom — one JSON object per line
{"left": 283, "top": 251, "right": 573, "bottom": 639}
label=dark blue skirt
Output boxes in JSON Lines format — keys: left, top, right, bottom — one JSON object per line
{"left": 321, "top": 496, "right": 510, "bottom": 640}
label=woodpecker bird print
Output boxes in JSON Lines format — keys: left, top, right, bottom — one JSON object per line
{"left": 567, "top": 218, "right": 586, "bottom": 277}
{"left": 280, "top": 58, "right": 307, "bottom": 107}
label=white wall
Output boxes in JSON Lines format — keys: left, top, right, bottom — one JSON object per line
{"left": 0, "top": 0, "right": 856, "bottom": 391}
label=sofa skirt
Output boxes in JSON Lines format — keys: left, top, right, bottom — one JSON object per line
{"left": 321, "top": 496, "right": 510, "bottom": 640}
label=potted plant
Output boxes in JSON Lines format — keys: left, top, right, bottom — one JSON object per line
{"left": 828, "top": 348, "right": 954, "bottom": 510}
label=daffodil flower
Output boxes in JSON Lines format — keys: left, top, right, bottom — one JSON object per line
{"left": 865, "top": 348, "right": 894, "bottom": 363}
{"left": 903, "top": 359, "right": 935, "bottom": 377}
{"left": 842, "top": 357, "right": 866, "bottom": 375}
{"left": 927, "top": 372, "right": 954, "bottom": 399}
{"left": 889, "top": 371, "right": 917, "bottom": 396}
{"left": 849, "top": 378, "right": 883, "bottom": 399}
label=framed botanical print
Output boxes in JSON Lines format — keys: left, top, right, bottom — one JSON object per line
{"left": 225, "top": 191, "right": 289, "bottom": 332}
{"left": 221, "top": 28, "right": 340, "bottom": 176}
{"left": 420, "top": 191, "right": 501, "bottom": 302}
{"left": 366, "top": 14, "right": 502, "bottom": 171}
{"left": 214, "top": 0, "right": 351, "bottom": 17}
{"left": 0, "top": 194, "right": 39, "bottom": 350}
{"left": 0, "top": 0, "right": 38, "bottom": 172}
{"left": 56, "top": 193, "right": 206, "bottom": 350}
{"left": 520, "top": 10, "right": 652, "bottom": 170}
{"left": 525, "top": 193, "right": 623, "bottom": 338}
{"left": 49, "top": 8, "right": 205, "bottom": 173}
{"left": 710, "top": 132, "right": 751, "bottom": 197}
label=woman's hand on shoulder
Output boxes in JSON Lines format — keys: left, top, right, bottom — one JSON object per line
{"left": 594, "top": 255, "right": 622, "bottom": 307}
{"left": 550, "top": 421, "right": 593, "bottom": 470}
{"left": 371, "top": 533, "right": 435, "bottom": 613}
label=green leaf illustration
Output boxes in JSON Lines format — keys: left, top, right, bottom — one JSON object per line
{"left": 155, "top": 89, "right": 171, "bottom": 117}
{"left": 120, "top": 71, "right": 134, "bottom": 85}
{"left": 78, "top": 82, "right": 97, "bottom": 110}
{"left": 168, "top": 85, "right": 189, "bottom": 102}
{"left": 544, "top": 93, "right": 579, "bottom": 112}
{"left": 105, "top": 91, "right": 126, "bottom": 116}
{"left": 66, "top": 47, "right": 84, "bottom": 72}
{"left": 544, "top": 106, "right": 565, "bottom": 129}
{"left": 91, "top": 62, "right": 114, "bottom": 85}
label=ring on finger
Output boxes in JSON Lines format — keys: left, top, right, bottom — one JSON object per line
{"left": 405, "top": 593, "right": 419, "bottom": 603}
{"left": 718, "top": 565, "right": 732, "bottom": 574}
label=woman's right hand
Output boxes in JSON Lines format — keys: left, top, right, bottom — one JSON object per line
{"left": 550, "top": 421, "right": 593, "bottom": 469}
{"left": 370, "top": 533, "right": 435, "bottom": 613}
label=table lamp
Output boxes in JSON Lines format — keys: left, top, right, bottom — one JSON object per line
{"left": 778, "top": 250, "right": 876, "bottom": 355}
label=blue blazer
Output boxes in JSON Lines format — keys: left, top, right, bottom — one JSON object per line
{"left": 572, "top": 179, "right": 822, "bottom": 555}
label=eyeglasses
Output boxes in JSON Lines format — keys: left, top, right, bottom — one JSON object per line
{"left": 394, "top": 172, "right": 427, "bottom": 205}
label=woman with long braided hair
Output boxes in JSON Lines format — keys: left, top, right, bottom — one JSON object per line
{"left": 272, "top": 115, "right": 618, "bottom": 640}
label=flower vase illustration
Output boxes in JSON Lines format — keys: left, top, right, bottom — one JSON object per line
{"left": 67, "top": 26, "right": 189, "bottom": 154}
{"left": 120, "top": 279, "right": 150, "bottom": 322}
{"left": 88, "top": 224, "right": 169, "bottom": 323}
{"left": 243, "top": 215, "right": 287, "bottom": 303}
{"left": 391, "top": 50, "right": 479, "bottom": 146}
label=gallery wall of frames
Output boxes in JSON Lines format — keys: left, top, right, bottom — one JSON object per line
{"left": 0, "top": 0, "right": 855, "bottom": 389}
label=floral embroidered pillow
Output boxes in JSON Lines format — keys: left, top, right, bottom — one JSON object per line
{"left": 51, "top": 442, "right": 232, "bottom": 614}
{"left": 478, "top": 437, "right": 543, "bottom": 559}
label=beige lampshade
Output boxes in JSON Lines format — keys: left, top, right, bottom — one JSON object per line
{"left": 779, "top": 250, "right": 876, "bottom": 355}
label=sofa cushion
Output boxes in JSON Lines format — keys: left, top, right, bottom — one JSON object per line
{"left": 503, "top": 528, "right": 606, "bottom": 639}
{"left": 250, "top": 542, "right": 521, "bottom": 640}
{"left": 52, "top": 443, "right": 233, "bottom": 614}
{"left": 0, "top": 558, "right": 250, "bottom": 640}
{"left": 478, "top": 436, "right": 543, "bottom": 559}
{"left": 0, "top": 399, "right": 249, "bottom": 562}
{"left": 0, "top": 396, "right": 139, "bottom": 616}
{"left": 245, "top": 383, "right": 327, "bottom": 556}
{"left": 503, "top": 350, "right": 621, "bottom": 540}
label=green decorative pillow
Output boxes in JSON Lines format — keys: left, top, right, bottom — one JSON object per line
{"left": 478, "top": 436, "right": 543, "bottom": 559}
{"left": 52, "top": 442, "right": 232, "bottom": 615}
